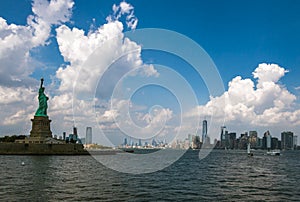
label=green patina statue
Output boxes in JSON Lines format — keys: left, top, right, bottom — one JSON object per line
{"left": 35, "top": 78, "right": 49, "bottom": 117}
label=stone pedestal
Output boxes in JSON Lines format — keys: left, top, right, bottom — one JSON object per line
{"left": 30, "top": 116, "right": 52, "bottom": 139}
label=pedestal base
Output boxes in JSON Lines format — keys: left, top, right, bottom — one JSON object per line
{"left": 30, "top": 116, "right": 52, "bottom": 139}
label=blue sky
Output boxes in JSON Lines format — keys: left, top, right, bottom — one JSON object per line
{"left": 1, "top": 0, "right": 299, "bottom": 92}
{"left": 0, "top": 0, "right": 299, "bottom": 144}
{"left": 84, "top": 0, "right": 300, "bottom": 90}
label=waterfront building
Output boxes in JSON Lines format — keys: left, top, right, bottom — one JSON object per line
{"left": 86, "top": 127, "right": 92, "bottom": 144}
{"left": 220, "top": 126, "right": 227, "bottom": 148}
{"left": 265, "top": 131, "right": 272, "bottom": 149}
{"left": 271, "top": 137, "right": 279, "bottom": 150}
{"left": 130, "top": 138, "right": 134, "bottom": 147}
{"left": 256, "top": 137, "right": 262, "bottom": 149}
{"left": 228, "top": 132, "right": 236, "bottom": 149}
{"left": 238, "top": 132, "right": 248, "bottom": 149}
{"left": 124, "top": 138, "right": 128, "bottom": 146}
{"left": 262, "top": 131, "right": 271, "bottom": 149}
{"left": 278, "top": 140, "right": 282, "bottom": 150}
{"left": 225, "top": 131, "right": 230, "bottom": 148}
{"left": 249, "top": 131, "right": 258, "bottom": 148}
{"left": 281, "top": 131, "right": 294, "bottom": 150}
{"left": 267, "top": 134, "right": 271, "bottom": 149}
{"left": 152, "top": 139, "right": 157, "bottom": 147}
{"left": 294, "top": 136, "right": 298, "bottom": 150}
{"left": 67, "top": 126, "right": 78, "bottom": 143}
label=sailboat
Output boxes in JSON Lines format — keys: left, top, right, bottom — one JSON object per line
{"left": 247, "top": 143, "right": 253, "bottom": 156}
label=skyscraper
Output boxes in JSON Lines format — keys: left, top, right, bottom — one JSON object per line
{"left": 202, "top": 120, "right": 207, "bottom": 143}
{"left": 249, "top": 131, "right": 258, "bottom": 147}
{"left": 86, "top": 127, "right": 92, "bottom": 144}
{"left": 228, "top": 132, "right": 236, "bottom": 149}
{"left": 70, "top": 126, "right": 78, "bottom": 143}
{"left": 220, "top": 126, "right": 226, "bottom": 147}
{"left": 294, "top": 136, "right": 298, "bottom": 149}
{"left": 73, "top": 126, "right": 78, "bottom": 137}
{"left": 124, "top": 137, "right": 128, "bottom": 146}
{"left": 263, "top": 130, "right": 271, "bottom": 149}
{"left": 271, "top": 137, "right": 279, "bottom": 150}
{"left": 281, "top": 131, "right": 294, "bottom": 150}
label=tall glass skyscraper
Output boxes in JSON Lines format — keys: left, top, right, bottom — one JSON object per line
{"left": 202, "top": 120, "right": 207, "bottom": 143}
{"left": 220, "top": 126, "right": 226, "bottom": 147}
{"left": 86, "top": 127, "right": 92, "bottom": 144}
{"left": 281, "top": 131, "right": 294, "bottom": 150}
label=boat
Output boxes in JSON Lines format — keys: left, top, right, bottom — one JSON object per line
{"left": 266, "top": 150, "right": 280, "bottom": 156}
{"left": 247, "top": 143, "right": 253, "bottom": 156}
{"left": 122, "top": 149, "right": 134, "bottom": 153}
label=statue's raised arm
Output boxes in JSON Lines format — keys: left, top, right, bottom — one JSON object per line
{"left": 35, "top": 78, "right": 49, "bottom": 117}
{"left": 40, "top": 77, "right": 44, "bottom": 88}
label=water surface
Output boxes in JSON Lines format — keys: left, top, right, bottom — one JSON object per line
{"left": 0, "top": 150, "right": 299, "bottom": 201}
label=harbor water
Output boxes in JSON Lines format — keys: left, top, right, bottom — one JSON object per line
{"left": 0, "top": 150, "right": 299, "bottom": 201}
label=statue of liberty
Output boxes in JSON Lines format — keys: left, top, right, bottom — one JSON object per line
{"left": 35, "top": 78, "right": 49, "bottom": 117}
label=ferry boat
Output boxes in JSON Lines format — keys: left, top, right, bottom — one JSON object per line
{"left": 266, "top": 150, "right": 281, "bottom": 156}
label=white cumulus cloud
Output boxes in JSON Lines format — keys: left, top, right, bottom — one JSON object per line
{"left": 51, "top": 1, "right": 159, "bottom": 140}
{"left": 0, "top": 0, "right": 75, "bottom": 135}
{"left": 0, "top": 0, "right": 74, "bottom": 86}
{"left": 253, "top": 63, "right": 288, "bottom": 87}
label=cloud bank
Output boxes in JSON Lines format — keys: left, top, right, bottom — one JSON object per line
{"left": 190, "top": 63, "right": 300, "bottom": 140}
{"left": 50, "top": 1, "right": 161, "bottom": 144}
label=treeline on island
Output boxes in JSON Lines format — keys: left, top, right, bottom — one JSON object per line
{"left": 0, "top": 135, "right": 26, "bottom": 142}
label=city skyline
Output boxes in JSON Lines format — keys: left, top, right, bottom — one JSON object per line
{"left": 0, "top": 0, "right": 299, "bottom": 146}
{"left": 63, "top": 123, "right": 299, "bottom": 146}
{"left": 119, "top": 125, "right": 298, "bottom": 150}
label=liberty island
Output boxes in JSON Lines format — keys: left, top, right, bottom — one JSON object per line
{"left": 0, "top": 79, "right": 88, "bottom": 155}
